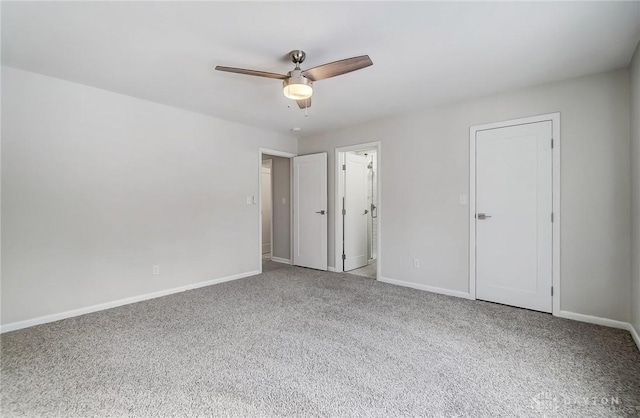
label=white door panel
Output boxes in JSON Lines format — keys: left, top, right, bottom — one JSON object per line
{"left": 476, "top": 121, "right": 552, "bottom": 312}
{"left": 293, "top": 153, "right": 327, "bottom": 270}
{"left": 344, "top": 153, "right": 368, "bottom": 271}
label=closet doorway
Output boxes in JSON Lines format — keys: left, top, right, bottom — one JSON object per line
{"left": 259, "top": 149, "right": 295, "bottom": 273}
{"left": 335, "top": 142, "right": 381, "bottom": 279}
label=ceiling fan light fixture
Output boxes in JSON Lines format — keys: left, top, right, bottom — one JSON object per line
{"left": 283, "top": 70, "right": 313, "bottom": 100}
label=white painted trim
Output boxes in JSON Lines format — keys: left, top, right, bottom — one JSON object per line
{"left": 259, "top": 148, "right": 297, "bottom": 159}
{"left": 0, "top": 270, "right": 260, "bottom": 334}
{"left": 551, "top": 115, "right": 561, "bottom": 316}
{"left": 378, "top": 276, "right": 473, "bottom": 300}
{"left": 629, "top": 324, "right": 640, "bottom": 351}
{"left": 556, "top": 311, "right": 640, "bottom": 352}
{"left": 556, "top": 310, "right": 629, "bottom": 330}
{"left": 259, "top": 148, "right": 296, "bottom": 273}
{"left": 334, "top": 142, "right": 382, "bottom": 281}
{"left": 468, "top": 113, "right": 561, "bottom": 314}
{"left": 271, "top": 257, "right": 291, "bottom": 265}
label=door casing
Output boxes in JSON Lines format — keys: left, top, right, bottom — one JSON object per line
{"left": 469, "top": 113, "right": 560, "bottom": 315}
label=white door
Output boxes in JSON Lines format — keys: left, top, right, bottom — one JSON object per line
{"left": 475, "top": 121, "right": 553, "bottom": 313}
{"left": 293, "top": 153, "right": 327, "bottom": 270}
{"left": 343, "top": 153, "right": 368, "bottom": 271}
{"left": 261, "top": 165, "right": 272, "bottom": 255}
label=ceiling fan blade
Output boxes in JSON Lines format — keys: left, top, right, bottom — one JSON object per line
{"left": 296, "top": 98, "right": 311, "bottom": 109}
{"left": 302, "top": 55, "right": 373, "bottom": 82}
{"left": 215, "top": 66, "right": 288, "bottom": 80}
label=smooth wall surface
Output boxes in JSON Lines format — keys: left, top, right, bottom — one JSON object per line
{"left": 631, "top": 41, "right": 640, "bottom": 334}
{"left": 299, "top": 69, "right": 632, "bottom": 322}
{"left": 1, "top": 67, "right": 296, "bottom": 325}
{"left": 262, "top": 154, "right": 291, "bottom": 261}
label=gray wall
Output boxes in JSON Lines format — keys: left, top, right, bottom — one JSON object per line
{"left": 630, "top": 41, "right": 640, "bottom": 335}
{"left": 262, "top": 154, "right": 291, "bottom": 261}
{"left": 1, "top": 67, "right": 297, "bottom": 325}
{"left": 299, "top": 69, "right": 631, "bottom": 322}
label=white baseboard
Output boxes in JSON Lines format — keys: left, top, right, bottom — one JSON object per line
{"left": 0, "top": 270, "right": 260, "bottom": 334}
{"left": 557, "top": 310, "right": 640, "bottom": 352}
{"left": 556, "top": 310, "right": 629, "bottom": 330}
{"left": 328, "top": 266, "right": 337, "bottom": 272}
{"left": 629, "top": 323, "right": 640, "bottom": 351}
{"left": 378, "top": 276, "right": 472, "bottom": 300}
{"left": 270, "top": 257, "right": 291, "bottom": 265}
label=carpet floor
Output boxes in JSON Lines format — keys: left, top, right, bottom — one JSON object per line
{"left": 2, "top": 262, "right": 639, "bottom": 417}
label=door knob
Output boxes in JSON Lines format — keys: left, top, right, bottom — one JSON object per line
{"left": 476, "top": 213, "right": 492, "bottom": 220}
{"left": 316, "top": 210, "right": 326, "bottom": 215}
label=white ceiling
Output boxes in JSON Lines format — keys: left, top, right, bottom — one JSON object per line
{"left": 3, "top": 2, "right": 639, "bottom": 137}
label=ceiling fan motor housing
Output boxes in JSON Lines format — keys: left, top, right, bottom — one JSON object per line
{"left": 289, "top": 50, "right": 306, "bottom": 65}
{"left": 283, "top": 69, "right": 313, "bottom": 100}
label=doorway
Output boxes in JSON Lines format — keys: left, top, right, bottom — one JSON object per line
{"left": 469, "top": 113, "right": 560, "bottom": 314}
{"left": 259, "top": 149, "right": 296, "bottom": 273}
{"left": 261, "top": 159, "right": 272, "bottom": 257}
{"left": 335, "top": 142, "right": 381, "bottom": 279}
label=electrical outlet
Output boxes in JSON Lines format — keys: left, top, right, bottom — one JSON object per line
{"left": 413, "top": 259, "right": 420, "bottom": 268}
{"left": 152, "top": 265, "right": 160, "bottom": 275}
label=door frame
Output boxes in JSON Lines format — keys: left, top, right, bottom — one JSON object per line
{"left": 469, "top": 113, "right": 560, "bottom": 315}
{"left": 334, "top": 141, "right": 382, "bottom": 279}
{"left": 259, "top": 148, "right": 296, "bottom": 274}
{"left": 261, "top": 159, "right": 273, "bottom": 257}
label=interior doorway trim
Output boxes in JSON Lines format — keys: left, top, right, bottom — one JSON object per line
{"left": 258, "top": 148, "right": 296, "bottom": 274}
{"left": 334, "top": 141, "right": 382, "bottom": 279}
{"left": 469, "top": 113, "right": 561, "bottom": 315}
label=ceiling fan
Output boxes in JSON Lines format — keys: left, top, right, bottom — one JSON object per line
{"left": 215, "top": 50, "right": 373, "bottom": 109}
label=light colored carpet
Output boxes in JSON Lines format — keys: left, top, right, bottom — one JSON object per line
{"left": 262, "top": 258, "right": 289, "bottom": 273}
{"left": 2, "top": 264, "right": 639, "bottom": 417}
{"left": 346, "top": 260, "right": 377, "bottom": 279}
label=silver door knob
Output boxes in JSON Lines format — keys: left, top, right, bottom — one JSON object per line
{"left": 476, "top": 213, "right": 492, "bottom": 220}
{"left": 316, "top": 210, "right": 326, "bottom": 215}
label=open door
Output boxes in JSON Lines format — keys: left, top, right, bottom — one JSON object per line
{"left": 293, "top": 153, "right": 327, "bottom": 270}
{"left": 343, "top": 153, "right": 368, "bottom": 271}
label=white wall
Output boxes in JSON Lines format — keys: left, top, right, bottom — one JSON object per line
{"left": 1, "top": 67, "right": 297, "bottom": 326}
{"left": 299, "top": 69, "right": 631, "bottom": 322}
{"left": 630, "top": 41, "right": 640, "bottom": 335}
